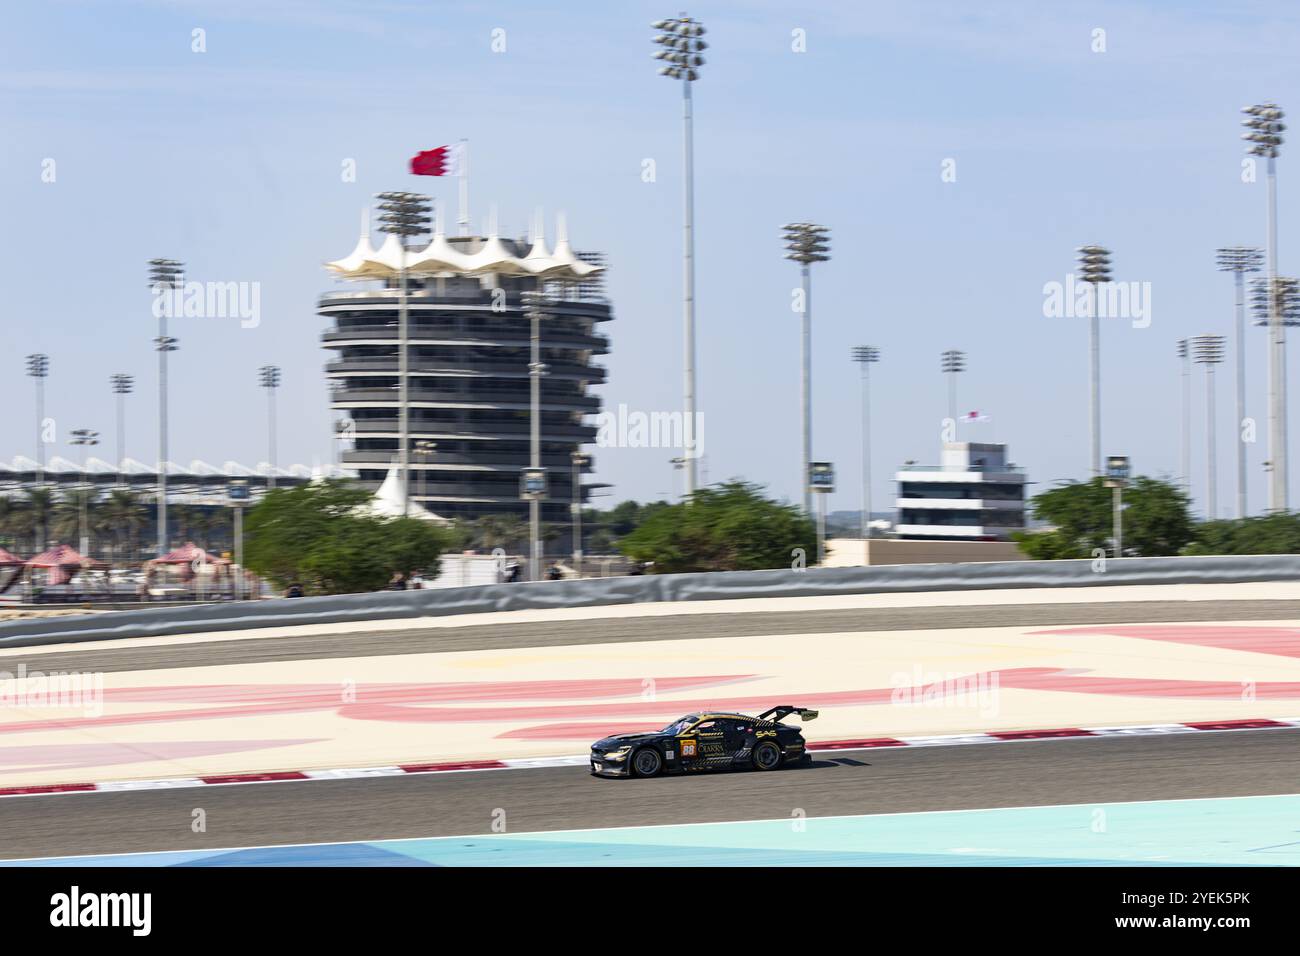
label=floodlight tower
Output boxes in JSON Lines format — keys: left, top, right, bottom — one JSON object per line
{"left": 1241, "top": 103, "right": 1286, "bottom": 510}
{"left": 1216, "top": 247, "right": 1264, "bottom": 517}
{"left": 783, "top": 221, "right": 831, "bottom": 516}
{"left": 259, "top": 365, "right": 282, "bottom": 489}
{"left": 1176, "top": 339, "right": 1191, "bottom": 497}
{"left": 110, "top": 373, "right": 134, "bottom": 486}
{"left": 852, "top": 346, "right": 880, "bottom": 539}
{"left": 148, "top": 258, "right": 183, "bottom": 553}
{"left": 1191, "top": 334, "right": 1227, "bottom": 519}
{"left": 25, "top": 354, "right": 49, "bottom": 487}
{"left": 1077, "top": 245, "right": 1113, "bottom": 475}
{"left": 940, "top": 349, "right": 966, "bottom": 425}
{"left": 652, "top": 14, "right": 708, "bottom": 498}
{"left": 375, "top": 191, "right": 432, "bottom": 516}
{"left": 1250, "top": 275, "right": 1300, "bottom": 504}
{"left": 68, "top": 428, "right": 100, "bottom": 556}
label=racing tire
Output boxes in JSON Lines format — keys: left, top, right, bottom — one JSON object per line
{"left": 752, "top": 741, "right": 783, "bottom": 771}
{"left": 631, "top": 747, "right": 663, "bottom": 778}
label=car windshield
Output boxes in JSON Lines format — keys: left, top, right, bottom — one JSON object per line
{"left": 661, "top": 716, "right": 697, "bottom": 735}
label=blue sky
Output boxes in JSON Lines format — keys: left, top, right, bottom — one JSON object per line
{"left": 4, "top": 0, "right": 1300, "bottom": 516}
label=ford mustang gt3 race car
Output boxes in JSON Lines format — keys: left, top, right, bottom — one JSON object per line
{"left": 589, "top": 706, "right": 818, "bottom": 778}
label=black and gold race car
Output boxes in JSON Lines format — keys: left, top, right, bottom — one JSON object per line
{"left": 589, "top": 706, "right": 818, "bottom": 778}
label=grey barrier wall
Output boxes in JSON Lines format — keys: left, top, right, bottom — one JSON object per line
{"left": 0, "top": 554, "right": 1297, "bottom": 649}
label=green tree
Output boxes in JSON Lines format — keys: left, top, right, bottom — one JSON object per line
{"left": 1184, "top": 512, "right": 1300, "bottom": 554}
{"left": 243, "top": 480, "right": 453, "bottom": 594}
{"left": 1014, "top": 475, "right": 1193, "bottom": 559}
{"left": 618, "top": 481, "right": 814, "bottom": 572}
{"left": 1123, "top": 476, "right": 1195, "bottom": 556}
{"left": 578, "top": 499, "right": 671, "bottom": 554}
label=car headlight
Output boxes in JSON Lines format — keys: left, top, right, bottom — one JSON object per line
{"left": 604, "top": 747, "right": 631, "bottom": 762}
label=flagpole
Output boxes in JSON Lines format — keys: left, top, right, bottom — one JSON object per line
{"left": 458, "top": 139, "right": 470, "bottom": 237}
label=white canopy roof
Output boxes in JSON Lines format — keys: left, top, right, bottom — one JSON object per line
{"left": 363, "top": 467, "right": 448, "bottom": 525}
{"left": 326, "top": 210, "right": 602, "bottom": 282}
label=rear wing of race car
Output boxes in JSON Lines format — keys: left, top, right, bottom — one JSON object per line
{"left": 757, "top": 705, "right": 819, "bottom": 723}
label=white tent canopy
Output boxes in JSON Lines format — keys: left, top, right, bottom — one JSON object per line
{"left": 361, "top": 467, "right": 448, "bottom": 524}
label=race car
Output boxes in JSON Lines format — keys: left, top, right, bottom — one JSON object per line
{"left": 589, "top": 706, "right": 818, "bottom": 778}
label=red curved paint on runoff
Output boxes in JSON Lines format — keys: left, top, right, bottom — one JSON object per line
{"left": 1028, "top": 623, "right": 1300, "bottom": 658}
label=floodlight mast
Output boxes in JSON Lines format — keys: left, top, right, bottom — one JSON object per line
{"left": 375, "top": 191, "right": 432, "bottom": 516}
{"left": 653, "top": 15, "right": 708, "bottom": 499}
{"left": 148, "top": 257, "right": 183, "bottom": 554}
{"left": 1242, "top": 103, "right": 1286, "bottom": 510}
{"left": 852, "top": 346, "right": 881, "bottom": 539}
{"left": 784, "top": 222, "right": 831, "bottom": 517}
{"left": 1077, "top": 244, "right": 1113, "bottom": 476}
{"left": 1191, "top": 334, "right": 1227, "bottom": 519}
{"left": 1216, "top": 246, "right": 1264, "bottom": 517}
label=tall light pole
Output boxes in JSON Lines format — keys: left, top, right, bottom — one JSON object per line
{"left": 148, "top": 258, "right": 182, "bottom": 555}
{"left": 1104, "top": 456, "right": 1130, "bottom": 559}
{"left": 650, "top": 16, "right": 712, "bottom": 502}
{"left": 69, "top": 428, "right": 99, "bottom": 556}
{"left": 228, "top": 480, "right": 249, "bottom": 599}
{"left": 414, "top": 439, "right": 437, "bottom": 506}
{"left": 653, "top": 14, "right": 707, "bottom": 500}
{"left": 852, "top": 346, "right": 880, "bottom": 539}
{"left": 571, "top": 450, "right": 590, "bottom": 574}
{"left": 1242, "top": 103, "right": 1286, "bottom": 511}
{"left": 1191, "top": 334, "right": 1226, "bottom": 519}
{"left": 258, "top": 365, "right": 281, "bottom": 489}
{"left": 1216, "top": 247, "right": 1264, "bottom": 517}
{"left": 1177, "top": 339, "right": 1191, "bottom": 497}
{"left": 25, "top": 354, "right": 49, "bottom": 489}
{"left": 1077, "top": 245, "right": 1113, "bottom": 476}
{"left": 376, "top": 191, "right": 432, "bottom": 517}
{"left": 783, "top": 222, "right": 831, "bottom": 517}
{"left": 523, "top": 291, "right": 551, "bottom": 582}
{"left": 1250, "top": 275, "right": 1300, "bottom": 494}
{"left": 110, "top": 374, "right": 134, "bottom": 487}
{"left": 940, "top": 349, "right": 965, "bottom": 426}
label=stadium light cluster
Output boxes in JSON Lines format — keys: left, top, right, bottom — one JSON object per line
{"left": 652, "top": 15, "right": 707, "bottom": 81}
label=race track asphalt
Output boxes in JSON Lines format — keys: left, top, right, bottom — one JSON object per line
{"left": 8, "top": 598, "right": 1300, "bottom": 674}
{"left": 1, "top": 729, "right": 1295, "bottom": 861}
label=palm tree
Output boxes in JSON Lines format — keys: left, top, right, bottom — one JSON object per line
{"left": 52, "top": 488, "right": 95, "bottom": 553}
{"left": 0, "top": 495, "right": 17, "bottom": 552}
{"left": 98, "top": 489, "right": 148, "bottom": 564}
{"left": 171, "top": 504, "right": 192, "bottom": 550}
{"left": 540, "top": 522, "right": 564, "bottom": 551}
{"left": 17, "top": 486, "right": 57, "bottom": 552}
{"left": 471, "top": 514, "right": 513, "bottom": 551}
{"left": 204, "top": 507, "right": 233, "bottom": 554}
{"left": 185, "top": 508, "right": 211, "bottom": 551}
